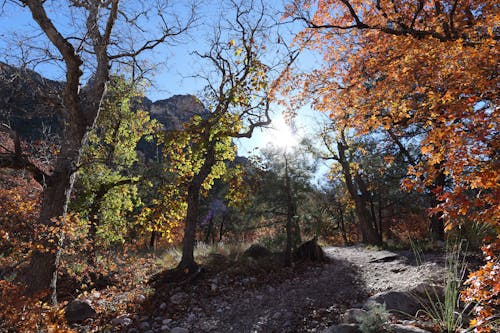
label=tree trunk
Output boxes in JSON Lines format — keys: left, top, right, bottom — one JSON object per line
{"left": 150, "top": 231, "right": 157, "bottom": 251}
{"left": 337, "top": 205, "right": 348, "bottom": 245}
{"left": 337, "top": 140, "right": 382, "bottom": 246}
{"left": 219, "top": 215, "right": 225, "bottom": 241}
{"left": 178, "top": 143, "right": 216, "bottom": 273}
{"left": 429, "top": 170, "right": 446, "bottom": 242}
{"left": 204, "top": 217, "right": 214, "bottom": 244}
{"left": 178, "top": 180, "right": 201, "bottom": 273}
{"left": 24, "top": 118, "right": 87, "bottom": 301}
{"left": 284, "top": 154, "right": 293, "bottom": 267}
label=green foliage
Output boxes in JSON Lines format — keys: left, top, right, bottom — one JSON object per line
{"left": 73, "top": 75, "right": 159, "bottom": 246}
{"left": 447, "top": 221, "right": 496, "bottom": 252}
{"left": 412, "top": 239, "right": 472, "bottom": 333}
{"left": 358, "top": 304, "right": 389, "bottom": 333}
{"left": 138, "top": 111, "right": 244, "bottom": 240}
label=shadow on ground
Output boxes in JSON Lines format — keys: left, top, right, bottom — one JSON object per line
{"left": 131, "top": 254, "right": 368, "bottom": 332}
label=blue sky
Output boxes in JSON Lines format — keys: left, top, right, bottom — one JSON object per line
{"left": 0, "top": 0, "right": 330, "bottom": 181}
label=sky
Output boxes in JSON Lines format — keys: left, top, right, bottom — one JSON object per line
{"left": 0, "top": 0, "right": 331, "bottom": 181}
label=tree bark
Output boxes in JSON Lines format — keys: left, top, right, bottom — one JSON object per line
{"left": 429, "top": 170, "right": 446, "bottom": 242}
{"left": 337, "top": 140, "right": 382, "bottom": 246}
{"left": 21, "top": 1, "right": 116, "bottom": 302}
{"left": 178, "top": 143, "right": 217, "bottom": 273}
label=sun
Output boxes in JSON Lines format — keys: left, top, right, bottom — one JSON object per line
{"left": 265, "top": 115, "right": 298, "bottom": 149}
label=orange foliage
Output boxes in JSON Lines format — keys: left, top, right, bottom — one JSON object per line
{"left": 462, "top": 240, "right": 500, "bottom": 332}
{"left": 0, "top": 280, "right": 74, "bottom": 332}
{"left": 286, "top": 1, "right": 498, "bottom": 329}
{"left": 287, "top": 0, "right": 498, "bottom": 230}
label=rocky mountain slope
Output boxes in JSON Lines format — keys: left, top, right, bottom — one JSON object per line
{"left": 0, "top": 62, "right": 205, "bottom": 143}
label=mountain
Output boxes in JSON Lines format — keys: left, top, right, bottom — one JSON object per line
{"left": 0, "top": 62, "right": 206, "bottom": 143}
{"left": 0, "top": 62, "right": 64, "bottom": 140}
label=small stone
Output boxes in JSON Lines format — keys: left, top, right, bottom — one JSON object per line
{"left": 159, "top": 302, "right": 167, "bottom": 310}
{"left": 111, "top": 316, "right": 132, "bottom": 326}
{"left": 170, "top": 292, "right": 188, "bottom": 304}
{"left": 162, "top": 319, "right": 172, "bottom": 325}
{"left": 170, "top": 327, "right": 189, "bottom": 333}
{"left": 136, "top": 294, "right": 146, "bottom": 302}
{"left": 138, "top": 321, "right": 150, "bottom": 330}
{"left": 160, "top": 325, "right": 170, "bottom": 332}
{"left": 127, "top": 328, "right": 138, "bottom": 333}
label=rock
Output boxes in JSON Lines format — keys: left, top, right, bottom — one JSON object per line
{"left": 159, "top": 302, "right": 167, "bottom": 310}
{"left": 295, "top": 237, "right": 327, "bottom": 262}
{"left": 243, "top": 244, "right": 272, "bottom": 258}
{"left": 111, "top": 315, "right": 132, "bottom": 326}
{"left": 64, "top": 300, "right": 96, "bottom": 323}
{"left": 160, "top": 325, "right": 170, "bottom": 332}
{"left": 162, "top": 319, "right": 173, "bottom": 325}
{"left": 388, "top": 324, "right": 433, "bottom": 333}
{"left": 368, "top": 254, "right": 403, "bottom": 263}
{"left": 139, "top": 321, "right": 150, "bottom": 330}
{"left": 170, "top": 292, "right": 188, "bottom": 304}
{"left": 410, "top": 283, "right": 445, "bottom": 303}
{"left": 136, "top": 294, "right": 146, "bottom": 302}
{"left": 170, "top": 327, "right": 189, "bottom": 333}
{"left": 128, "top": 328, "right": 138, "bottom": 333}
{"left": 364, "top": 291, "right": 420, "bottom": 316}
{"left": 144, "top": 330, "right": 154, "bottom": 333}
{"left": 341, "top": 308, "right": 368, "bottom": 324}
{"left": 323, "top": 323, "right": 361, "bottom": 333}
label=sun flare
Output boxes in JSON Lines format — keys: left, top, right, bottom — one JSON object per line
{"left": 264, "top": 115, "right": 298, "bottom": 148}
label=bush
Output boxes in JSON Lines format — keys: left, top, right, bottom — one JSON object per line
{"left": 358, "top": 303, "right": 389, "bottom": 333}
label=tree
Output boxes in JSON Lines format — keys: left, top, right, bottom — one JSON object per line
{"left": 71, "top": 76, "right": 158, "bottom": 265}
{"left": 251, "top": 143, "right": 316, "bottom": 265}
{"left": 287, "top": 0, "right": 498, "bottom": 234}
{"left": 159, "top": 1, "right": 298, "bottom": 273}
{"left": 286, "top": 0, "right": 498, "bottom": 329}
{"left": 0, "top": 0, "right": 194, "bottom": 302}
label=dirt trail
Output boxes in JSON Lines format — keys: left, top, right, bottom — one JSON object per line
{"left": 128, "top": 246, "right": 445, "bottom": 333}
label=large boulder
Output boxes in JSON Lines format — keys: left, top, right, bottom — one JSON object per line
{"left": 243, "top": 244, "right": 272, "bottom": 259}
{"left": 295, "top": 238, "right": 327, "bottom": 262}
{"left": 363, "top": 291, "right": 420, "bottom": 316}
{"left": 64, "top": 300, "right": 96, "bottom": 324}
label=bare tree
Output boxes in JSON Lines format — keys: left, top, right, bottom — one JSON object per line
{"left": 0, "top": 0, "right": 194, "bottom": 304}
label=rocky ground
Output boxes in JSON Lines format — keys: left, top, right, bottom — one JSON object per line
{"left": 105, "top": 245, "right": 447, "bottom": 333}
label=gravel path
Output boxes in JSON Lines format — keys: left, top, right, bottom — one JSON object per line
{"left": 124, "top": 246, "right": 445, "bottom": 333}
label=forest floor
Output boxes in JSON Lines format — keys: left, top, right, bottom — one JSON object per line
{"left": 99, "top": 245, "right": 449, "bottom": 333}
